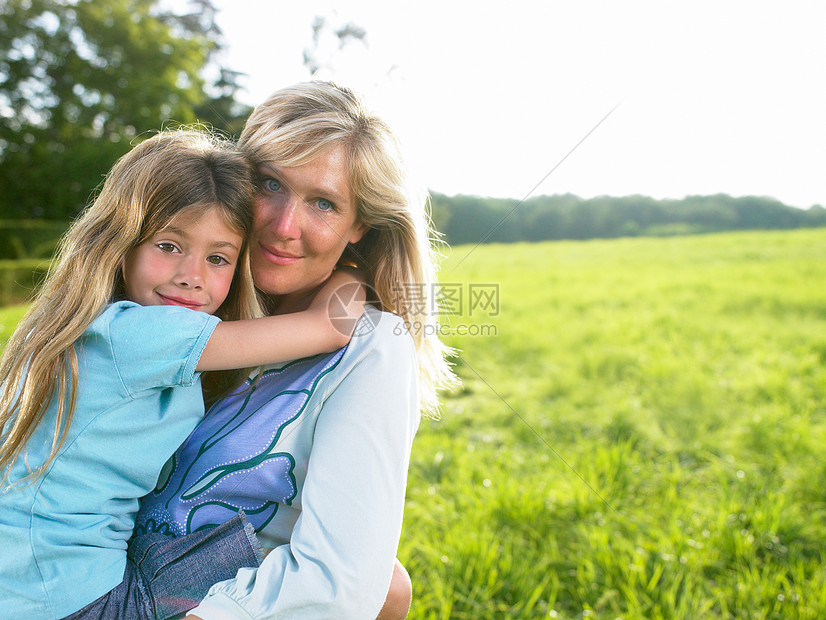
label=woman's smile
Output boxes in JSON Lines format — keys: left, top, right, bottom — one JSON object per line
{"left": 258, "top": 244, "right": 303, "bottom": 266}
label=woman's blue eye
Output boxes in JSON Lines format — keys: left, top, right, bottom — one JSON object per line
{"left": 263, "top": 177, "right": 282, "bottom": 192}
{"left": 317, "top": 198, "right": 334, "bottom": 212}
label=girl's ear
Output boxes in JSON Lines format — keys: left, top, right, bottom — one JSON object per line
{"left": 116, "top": 254, "right": 129, "bottom": 298}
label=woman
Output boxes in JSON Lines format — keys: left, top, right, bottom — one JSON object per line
{"left": 135, "top": 81, "right": 456, "bottom": 619}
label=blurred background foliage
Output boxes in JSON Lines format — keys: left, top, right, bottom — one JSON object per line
{"left": 0, "top": 0, "right": 251, "bottom": 220}
{"left": 430, "top": 192, "right": 826, "bottom": 246}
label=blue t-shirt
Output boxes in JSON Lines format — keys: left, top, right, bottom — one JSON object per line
{"left": 0, "top": 301, "right": 220, "bottom": 619}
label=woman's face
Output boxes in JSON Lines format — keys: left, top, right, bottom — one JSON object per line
{"left": 250, "top": 145, "right": 367, "bottom": 311}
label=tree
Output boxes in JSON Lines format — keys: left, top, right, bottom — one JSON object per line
{"left": 0, "top": 0, "right": 249, "bottom": 219}
{"left": 302, "top": 15, "right": 367, "bottom": 77}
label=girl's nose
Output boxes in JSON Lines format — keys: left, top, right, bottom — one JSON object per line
{"left": 174, "top": 256, "right": 204, "bottom": 289}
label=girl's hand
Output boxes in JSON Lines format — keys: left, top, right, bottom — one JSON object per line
{"left": 310, "top": 266, "right": 367, "bottom": 343}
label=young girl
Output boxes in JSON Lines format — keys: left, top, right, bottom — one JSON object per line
{"left": 0, "top": 129, "right": 364, "bottom": 619}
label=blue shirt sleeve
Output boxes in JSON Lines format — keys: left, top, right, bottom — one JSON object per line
{"left": 93, "top": 301, "right": 221, "bottom": 396}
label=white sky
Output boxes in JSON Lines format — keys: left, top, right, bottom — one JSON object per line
{"left": 209, "top": 0, "right": 826, "bottom": 209}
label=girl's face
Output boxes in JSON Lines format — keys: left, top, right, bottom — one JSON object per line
{"left": 250, "top": 145, "right": 368, "bottom": 312}
{"left": 122, "top": 207, "right": 243, "bottom": 315}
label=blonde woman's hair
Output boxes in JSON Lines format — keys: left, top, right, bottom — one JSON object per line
{"left": 239, "top": 81, "right": 457, "bottom": 414}
{"left": 0, "top": 129, "right": 261, "bottom": 484}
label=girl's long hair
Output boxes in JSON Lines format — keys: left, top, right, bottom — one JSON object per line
{"left": 0, "top": 129, "right": 260, "bottom": 484}
{"left": 239, "top": 81, "right": 458, "bottom": 414}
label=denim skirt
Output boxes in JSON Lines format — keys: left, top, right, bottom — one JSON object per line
{"left": 62, "top": 513, "right": 262, "bottom": 620}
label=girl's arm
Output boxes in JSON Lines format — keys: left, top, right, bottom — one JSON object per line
{"left": 196, "top": 269, "right": 365, "bottom": 371}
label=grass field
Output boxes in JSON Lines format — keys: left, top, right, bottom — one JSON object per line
{"left": 0, "top": 303, "right": 27, "bottom": 345}
{"left": 1, "top": 229, "right": 824, "bottom": 618}
{"left": 399, "top": 228, "right": 826, "bottom": 619}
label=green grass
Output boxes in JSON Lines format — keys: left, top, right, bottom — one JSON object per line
{"left": 2, "top": 229, "right": 824, "bottom": 618}
{"left": 0, "top": 304, "right": 28, "bottom": 346}
{"left": 400, "top": 229, "right": 826, "bottom": 619}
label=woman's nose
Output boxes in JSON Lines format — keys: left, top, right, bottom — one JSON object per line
{"left": 270, "top": 194, "right": 302, "bottom": 240}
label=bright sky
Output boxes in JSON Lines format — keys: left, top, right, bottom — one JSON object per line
{"left": 210, "top": 0, "right": 826, "bottom": 209}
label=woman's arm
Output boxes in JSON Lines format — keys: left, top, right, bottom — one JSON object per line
{"left": 187, "top": 313, "right": 420, "bottom": 619}
{"left": 183, "top": 561, "right": 411, "bottom": 620}
{"left": 196, "top": 269, "right": 365, "bottom": 371}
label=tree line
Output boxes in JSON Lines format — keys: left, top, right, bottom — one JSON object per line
{"left": 430, "top": 192, "right": 826, "bottom": 245}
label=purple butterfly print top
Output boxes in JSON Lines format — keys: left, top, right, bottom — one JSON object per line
{"left": 136, "top": 348, "right": 347, "bottom": 538}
